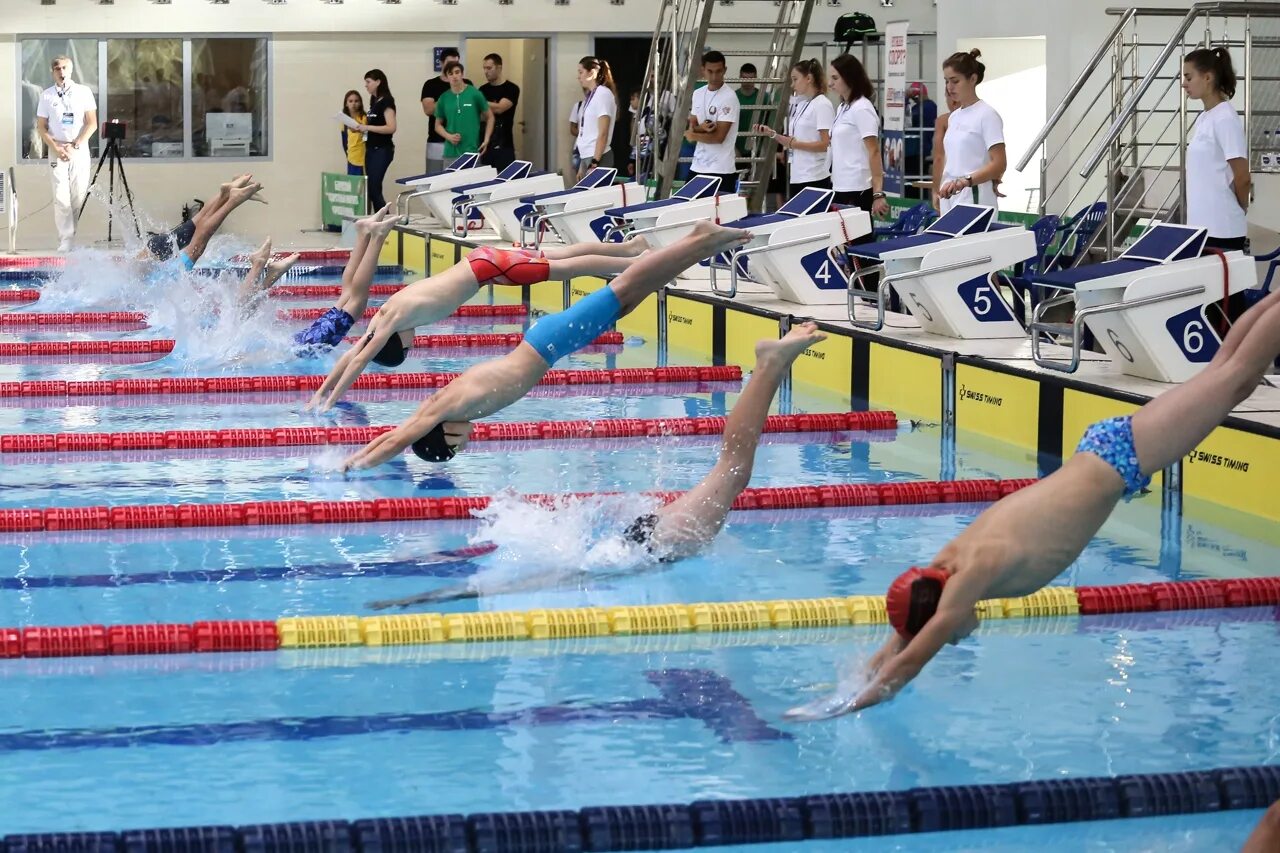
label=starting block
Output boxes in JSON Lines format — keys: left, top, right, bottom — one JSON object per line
{"left": 706, "top": 188, "right": 871, "bottom": 302}
{"left": 605, "top": 177, "right": 748, "bottom": 269}
{"left": 395, "top": 153, "right": 495, "bottom": 224}
{"left": 846, "top": 204, "right": 1036, "bottom": 336}
{"left": 517, "top": 168, "right": 642, "bottom": 247}
{"left": 449, "top": 161, "right": 564, "bottom": 242}
{"left": 1029, "top": 223, "right": 1258, "bottom": 382}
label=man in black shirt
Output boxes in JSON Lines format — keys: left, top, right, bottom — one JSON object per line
{"left": 420, "top": 47, "right": 472, "bottom": 174}
{"left": 479, "top": 53, "right": 520, "bottom": 171}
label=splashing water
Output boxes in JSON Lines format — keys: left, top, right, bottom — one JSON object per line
{"left": 156, "top": 272, "right": 302, "bottom": 374}
{"left": 783, "top": 653, "right": 875, "bottom": 722}
{"left": 459, "top": 490, "right": 664, "bottom": 598}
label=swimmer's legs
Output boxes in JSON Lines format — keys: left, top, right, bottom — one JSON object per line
{"left": 184, "top": 180, "right": 263, "bottom": 266}
{"left": 607, "top": 220, "right": 751, "bottom": 313}
{"left": 1131, "top": 286, "right": 1280, "bottom": 475}
{"left": 540, "top": 235, "right": 648, "bottom": 261}
{"left": 236, "top": 237, "right": 272, "bottom": 307}
{"left": 336, "top": 204, "right": 397, "bottom": 318}
{"left": 652, "top": 322, "right": 826, "bottom": 557}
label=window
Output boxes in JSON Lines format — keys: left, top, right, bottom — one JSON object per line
{"left": 192, "top": 38, "right": 269, "bottom": 157}
{"left": 20, "top": 38, "right": 100, "bottom": 160}
{"left": 107, "top": 38, "right": 184, "bottom": 158}
{"left": 17, "top": 35, "right": 270, "bottom": 161}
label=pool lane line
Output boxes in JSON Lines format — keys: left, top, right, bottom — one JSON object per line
{"left": 0, "top": 365, "right": 742, "bottom": 400}
{"left": 0, "top": 331, "right": 624, "bottom": 361}
{"left": 0, "top": 410, "right": 893, "bottom": 454}
{"left": 0, "top": 303, "right": 523, "bottom": 329}
{"left": 0, "top": 477, "right": 1033, "bottom": 532}
{"left": 6, "top": 575, "right": 1278, "bottom": 660}
{"left": 0, "top": 283, "right": 407, "bottom": 304}
{"left": 4, "top": 764, "right": 1277, "bottom": 848}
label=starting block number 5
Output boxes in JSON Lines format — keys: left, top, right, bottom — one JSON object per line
{"left": 958, "top": 275, "right": 1014, "bottom": 323}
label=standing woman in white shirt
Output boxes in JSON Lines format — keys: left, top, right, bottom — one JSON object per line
{"left": 758, "top": 59, "right": 835, "bottom": 194}
{"left": 827, "top": 54, "right": 889, "bottom": 234}
{"left": 575, "top": 57, "right": 618, "bottom": 181}
{"left": 936, "top": 50, "right": 1006, "bottom": 215}
{"left": 1183, "top": 47, "right": 1250, "bottom": 251}
{"left": 34, "top": 55, "right": 97, "bottom": 252}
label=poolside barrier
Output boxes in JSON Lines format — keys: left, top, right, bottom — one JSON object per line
{"left": 3, "top": 575, "right": 1277, "bottom": 661}
{"left": 0, "top": 477, "right": 1031, "bottom": 532}
{"left": 0, "top": 411, "right": 896, "bottom": 454}
{"left": 0, "top": 283, "right": 407, "bottom": 304}
{"left": 0, "top": 304, "right": 522, "bottom": 328}
{"left": 4, "top": 764, "right": 1276, "bottom": 850}
{"left": 0, "top": 331, "right": 624, "bottom": 360}
{"left": 0, "top": 365, "right": 742, "bottom": 400}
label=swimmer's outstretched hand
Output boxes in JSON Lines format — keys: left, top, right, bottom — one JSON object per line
{"left": 784, "top": 634, "right": 906, "bottom": 721}
{"left": 307, "top": 310, "right": 404, "bottom": 413}
{"left": 341, "top": 418, "right": 421, "bottom": 471}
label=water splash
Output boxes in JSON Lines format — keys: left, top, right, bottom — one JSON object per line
{"left": 459, "top": 490, "right": 663, "bottom": 598}
{"left": 783, "top": 653, "right": 874, "bottom": 722}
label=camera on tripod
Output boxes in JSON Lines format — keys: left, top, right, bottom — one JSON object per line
{"left": 102, "top": 119, "right": 127, "bottom": 141}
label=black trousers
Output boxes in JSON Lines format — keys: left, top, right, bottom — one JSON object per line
{"left": 834, "top": 187, "right": 897, "bottom": 310}
{"left": 687, "top": 171, "right": 740, "bottom": 193}
{"left": 365, "top": 145, "right": 395, "bottom": 212}
{"left": 482, "top": 146, "right": 517, "bottom": 171}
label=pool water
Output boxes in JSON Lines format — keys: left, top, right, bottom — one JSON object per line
{"left": 1, "top": 269, "right": 1276, "bottom": 849}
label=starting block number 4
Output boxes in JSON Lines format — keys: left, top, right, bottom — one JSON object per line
{"left": 801, "top": 248, "right": 843, "bottom": 291}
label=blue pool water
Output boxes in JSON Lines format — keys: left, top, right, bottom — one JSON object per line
{"left": 1, "top": 269, "right": 1276, "bottom": 849}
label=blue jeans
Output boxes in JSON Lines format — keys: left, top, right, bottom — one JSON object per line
{"left": 364, "top": 145, "right": 394, "bottom": 212}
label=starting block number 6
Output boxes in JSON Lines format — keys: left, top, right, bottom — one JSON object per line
{"left": 1165, "top": 306, "right": 1219, "bottom": 364}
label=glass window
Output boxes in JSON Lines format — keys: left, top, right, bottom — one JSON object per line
{"left": 191, "top": 38, "right": 269, "bottom": 157}
{"left": 106, "top": 38, "right": 184, "bottom": 158}
{"left": 20, "top": 39, "right": 100, "bottom": 160}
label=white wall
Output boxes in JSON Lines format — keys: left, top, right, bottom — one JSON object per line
{"left": 2, "top": 0, "right": 940, "bottom": 249}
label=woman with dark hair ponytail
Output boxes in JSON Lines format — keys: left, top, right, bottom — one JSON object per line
{"left": 1183, "top": 47, "right": 1250, "bottom": 251}
{"left": 936, "top": 49, "right": 1005, "bottom": 214}
{"left": 575, "top": 56, "right": 619, "bottom": 181}
{"left": 359, "top": 69, "right": 397, "bottom": 212}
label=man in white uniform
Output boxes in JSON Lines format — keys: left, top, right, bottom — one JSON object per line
{"left": 685, "top": 51, "right": 741, "bottom": 192}
{"left": 35, "top": 55, "right": 97, "bottom": 252}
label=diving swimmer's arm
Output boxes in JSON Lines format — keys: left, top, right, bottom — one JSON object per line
{"left": 850, "top": 613, "right": 957, "bottom": 710}
{"left": 307, "top": 312, "right": 402, "bottom": 412}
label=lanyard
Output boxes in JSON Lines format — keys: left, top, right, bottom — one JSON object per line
{"left": 55, "top": 85, "right": 73, "bottom": 113}
{"left": 788, "top": 96, "right": 814, "bottom": 132}
{"left": 582, "top": 87, "right": 596, "bottom": 116}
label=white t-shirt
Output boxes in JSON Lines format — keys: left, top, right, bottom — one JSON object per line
{"left": 1187, "top": 101, "right": 1248, "bottom": 239}
{"left": 689, "top": 84, "right": 740, "bottom": 174}
{"left": 575, "top": 86, "right": 617, "bottom": 158}
{"left": 36, "top": 82, "right": 97, "bottom": 145}
{"left": 787, "top": 94, "right": 836, "bottom": 183}
{"left": 569, "top": 100, "right": 583, "bottom": 126}
{"left": 940, "top": 100, "right": 1004, "bottom": 213}
{"left": 830, "top": 96, "right": 880, "bottom": 192}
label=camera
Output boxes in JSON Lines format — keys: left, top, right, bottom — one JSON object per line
{"left": 103, "top": 119, "right": 127, "bottom": 141}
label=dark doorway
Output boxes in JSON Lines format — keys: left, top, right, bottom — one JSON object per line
{"left": 593, "top": 36, "right": 652, "bottom": 172}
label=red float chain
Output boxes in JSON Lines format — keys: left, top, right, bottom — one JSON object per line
{"left": 0, "top": 477, "right": 1024, "bottom": 533}
{"left": 280, "top": 304, "right": 526, "bottom": 322}
{"left": 0, "top": 256, "right": 65, "bottom": 270}
{"left": 1, "top": 283, "right": 406, "bottom": 304}
{"left": 0, "top": 311, "right": 147, "bottom": 327}
{"left": 0, "top": 365, "right": 742, "bottom": 400}
{"left": 0, "top": 331, "right": 624, "bottom": 359}
{"left": 4, "top": 574, "right": 1277, "bottom": 661}
{"left": 0, "top": 290, "right": 41, "bottom": 303}
{"left": 0, "top": 411, "right": 897, "bottom": 455}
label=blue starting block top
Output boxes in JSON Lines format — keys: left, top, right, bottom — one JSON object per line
{"left": 720, "top": 187, "right": 834, "bottom": 230}
{"left": 1032, "top": 223, "right": 1208, "bottom": 289}
{"left": 848, "top": 204, "right": 1003, "bottom": 260}
{"left": 602, "top": 175, "right": 724, "bottom": 219}
{"left": 517, "top": 167, "right": 617, "bottom": 207}
{"left": 451, "top": 162, "right": 536, "bottom": 199}
{"left": 394, "top": 153, "right": 481, "bottom": 185}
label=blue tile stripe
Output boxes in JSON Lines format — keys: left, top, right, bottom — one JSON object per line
{"left": 4, "top": 764, "right": 1276, "bottom": 851}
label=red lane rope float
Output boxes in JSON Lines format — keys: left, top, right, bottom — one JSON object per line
{"left": 0, "top": 477, "right": 1033, "bottom": 533}
{"left": 1, "top": 411, "right": 897, "bottom": 454}
{"left": 280, "top": 304, "right": 526, "bottom": 322}
{"left": 0, "top": 311, "right": 146, "bottom": 327}
{"left": 0, "top": 331, "right": 624, "bottom": 359}
{"left": 269, "top": 284, "right": 404, "bottom": 299}
{"left": 6, "top": 573, "right": 1278, "bottom": 661}
{"left": 0, "top": 256, "right": 65, "bottom": 270}
{"left": 0, "top": 365, "right": 742, "bottom": 400}
{"left": 0, "top": 283, "right": 407, "bottom": 304}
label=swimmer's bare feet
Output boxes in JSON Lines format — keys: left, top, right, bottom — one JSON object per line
{"left": 623, "top": 234, "right": 650, "bottom": 255}
{"left": 263, "top": 252, "right": 301, "bottom": 289}
{"left": 228, "top": 181, "right": 265, "bottom": 208}
{"left": 355, "top": 204, "right": 396, "bottom": 236}
{"left": 690, "top": 218, "right": 753, "bottom": 252}
{"left": 247, "top": 237, "right": 272, "bottom": 268}
{"left": 368, "top": 208, "right": 400, "bottom": 239}
{"left": 755, "top": 321, "right": 826, "bottom": 367}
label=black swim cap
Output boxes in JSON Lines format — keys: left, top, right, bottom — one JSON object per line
{"left": 372, "top": 333, "right": 408, "bottom": 367}
{"left": 411, "top": 423, "right": 458, "bottom": 462}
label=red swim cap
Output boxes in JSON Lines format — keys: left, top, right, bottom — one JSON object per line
{"left": 907, "top": 81, "right": 928, "bottom": 100}
{"left": 886, "top": 567, "right": 949, "bottom": 640}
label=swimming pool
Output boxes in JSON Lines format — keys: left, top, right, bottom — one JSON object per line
{"left": 1, "top": 261, "right": 1277, "bottom": 851}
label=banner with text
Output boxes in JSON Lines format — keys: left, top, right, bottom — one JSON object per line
{"left": 882, "top": 21, "right": 910, "bottom": 197}
{"left": 321, "top": 172, "right": 366, "bottom": 230}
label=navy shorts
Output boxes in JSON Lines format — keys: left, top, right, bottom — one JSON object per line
{"left": 293, "top": 306, "right": 357, "bottom": 350}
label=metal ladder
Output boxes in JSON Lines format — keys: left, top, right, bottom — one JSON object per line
{"left": 635, "top": 0, "right": 817, "bottom": 212}
{"left": 1018, "top": 2, "right": 1277, "bottom": 270}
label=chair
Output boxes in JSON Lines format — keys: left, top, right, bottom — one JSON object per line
{"left": 873, "top": 202, "right": 935, "bottom": 240}
{"left": 1051, "top": 202, "right": 1106, "bottom": 268}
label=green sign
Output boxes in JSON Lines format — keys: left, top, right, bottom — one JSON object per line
{"left": 321, "top": 172, "right": 366, "bottom": 229}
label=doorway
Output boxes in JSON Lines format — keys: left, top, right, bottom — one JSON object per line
{"left": 461, "top": 38, "right": 550, "bottom": 171}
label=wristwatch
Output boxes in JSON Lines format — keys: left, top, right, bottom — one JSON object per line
{"left": 963, "top": 174, "right": 974, "bottom": 186}
{"left": 588, "top": 158, "right": 600, "bottom": 167}
{"left": 872, "top": 192, "right": 886, "bottom": 200}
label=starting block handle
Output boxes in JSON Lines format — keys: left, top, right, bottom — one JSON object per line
{"left": 847, "top": 254, "right": 993, "bottom": 331}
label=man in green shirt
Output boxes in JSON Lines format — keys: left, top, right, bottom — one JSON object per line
{"left": 434, "top": 60, "right": 493, "bottom": 158}
{"left": 735, "top": 63, "right": 766, "bottom": 160}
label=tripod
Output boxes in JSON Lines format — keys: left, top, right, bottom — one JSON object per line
{"left": 79, "top": 134, "right": 140, "bottom": 243}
